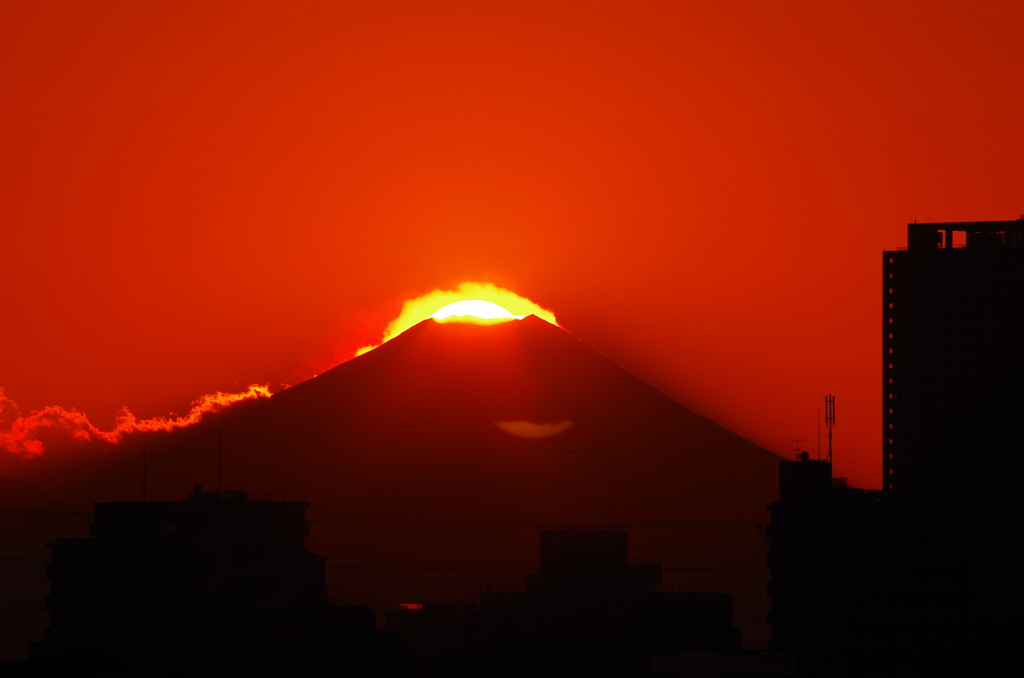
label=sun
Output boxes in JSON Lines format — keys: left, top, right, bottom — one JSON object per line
{"left": 355, "top": 282, "right": 558, "bottom": 356}
{"left": 431, "top": 300, "right": 524, "bottom": 322}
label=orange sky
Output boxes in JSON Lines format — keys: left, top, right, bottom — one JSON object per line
{"left": 2, "top": 1, "right": 1022, "bottom": 489}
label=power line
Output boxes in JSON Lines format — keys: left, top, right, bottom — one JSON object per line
{"left": 664, "top": 567, "right": 766, "bottom": 571}
{"left": 325, "top": 565, "right": 767, "bottom": 571}
{"left": 0, "top": 510, "right": 765, "bottom": 532}
{"left": 0, "top": 509, "right": 92, "bottom": 516}
{"left": 0, "top": 616, "right": 48, "bottom": 620}
{"left": 327, "top": 566, "right": 531, "bottom": 571}
{"left": 309, "top": 520, "right": 767, "bottom": 529}
{"left": 2, "top": 559, "right": 767, "bottom": 570}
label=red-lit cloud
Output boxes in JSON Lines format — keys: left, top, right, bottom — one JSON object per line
{"left": 0, "top": 385, "right": 271, "bottom": 457}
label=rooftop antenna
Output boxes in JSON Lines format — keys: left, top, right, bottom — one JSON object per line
{"left": 817, "top": 408, "right": 821, "bottom": 460}
{"left": 825, "top": 394, "right": 836, "bottom": 464}
{"left": 142, "top": 447, "right": 147, "bottom": 502}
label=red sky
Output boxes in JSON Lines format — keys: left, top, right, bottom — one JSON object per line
{"left": 2, "top": 1, "right": 1022, "bottom": 489}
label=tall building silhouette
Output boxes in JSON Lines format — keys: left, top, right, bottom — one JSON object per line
{"left": 883, "top": 219, "right": 1024, "bottom": 505}
{"left": 767, "top": 219, "right": 1024, "bottom": 674}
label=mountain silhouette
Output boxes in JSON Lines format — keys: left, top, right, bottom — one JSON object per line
{"left": 271, "top": 315, "right": 764, "bottom": 453}
{"left": 1, "top": 316, "right": 783, "bottom": 654}
{"left": 6, "top": 316, "right": 782, "bottom": 512}
{"left": 158, "top": 315, "right": 783, "bottom": 522}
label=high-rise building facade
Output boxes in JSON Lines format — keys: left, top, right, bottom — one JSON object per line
{"left": 882, "top": 220, "right": 1024, "bottom": 505}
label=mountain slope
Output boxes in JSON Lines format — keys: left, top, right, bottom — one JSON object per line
{"left": 1, "top": 316, "right": 784, "bottom": 652}
{"left": 6, "top": 316, "right": 782, "bottom": 522}
{"left": 153, "top": 316, "right": 782, "bottom": 522}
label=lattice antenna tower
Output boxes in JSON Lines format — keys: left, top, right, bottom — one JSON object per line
{"left": 825, "top": 394, "right": 836, "bottom": 464}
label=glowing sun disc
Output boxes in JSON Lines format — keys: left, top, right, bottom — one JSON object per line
{"left": 431, "top": 300, "right": 524, "bottom": 321}
{"left": 354, "top": 282, "right": 558, "bottom": 357}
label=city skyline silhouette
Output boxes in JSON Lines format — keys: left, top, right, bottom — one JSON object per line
{"left": 4, "top": 219, "right": 1024, "bottom": 675}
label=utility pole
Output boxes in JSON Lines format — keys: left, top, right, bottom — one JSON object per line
{"left": 217, "top": 430, "right": 222, "bottom": 492}
{"left": 825, "top": 394, "right": 836, "bottom": 464}
{"left": 817, "top": 408, "right": 821, "bottom": 460}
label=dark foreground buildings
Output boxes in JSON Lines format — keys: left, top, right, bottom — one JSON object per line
{"left": 769, "top": 219, "right": 1024, "bottom": 674}
{"left": 386, "top": 527, "right": 795, "bottom": 677}
{"left": 16, "top": 219, "right": 1023, "bottom": 675}
{"left": 16, "top": 492, "right": 794, "bottom": 677}
{"left": 27, "top": 489, "right": 385, "bottom": 676}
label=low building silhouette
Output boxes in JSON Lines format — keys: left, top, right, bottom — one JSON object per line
{"left": 30, "top": 488, "right": 382, "bottom": 676}
{"left": 385, "top": 526, "right": 746, "bottom": 677}
{"left": 767, "top": 459, "right": 902, "bottom": 672}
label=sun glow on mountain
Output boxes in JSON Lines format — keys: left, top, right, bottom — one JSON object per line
{"left": 431, "top": 300, "right": 523, "bottom": 323}
{"left": 495, "top": 420, "right": 573, "bottom": 439}
{"left": 355, "top": 282, "right": 558, "bottom": 356}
